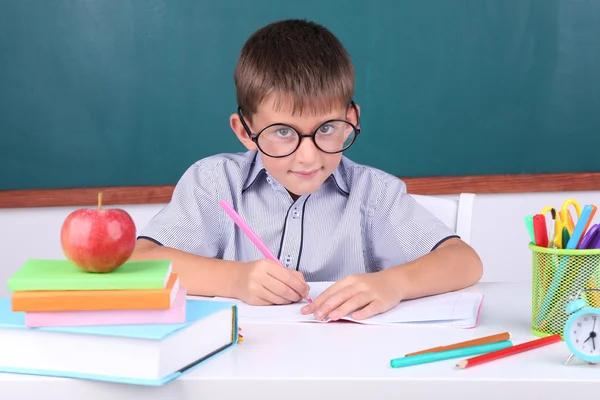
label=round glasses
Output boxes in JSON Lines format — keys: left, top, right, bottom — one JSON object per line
{"left": 237, "top": 103, "right": 361, "bottom": 158}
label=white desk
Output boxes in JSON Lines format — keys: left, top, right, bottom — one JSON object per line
{"left": 3, "top": 282, "right": 600, "bottom": 399}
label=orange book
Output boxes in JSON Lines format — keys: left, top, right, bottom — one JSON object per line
{"left": 12, "top": 274, "right": 180, "bottom": 312}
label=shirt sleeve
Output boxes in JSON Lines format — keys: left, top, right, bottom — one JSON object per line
{"left": 370, "top": 177, "right": 459, "bottom": 270}
{"left": 137, "top": 161, "right": 222, "bottom": 257}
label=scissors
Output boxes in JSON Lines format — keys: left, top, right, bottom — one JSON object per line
{"left": 560, "top": 198, "right": 582, "bottom": 234}
{"left": 540, "top": 199, "right": 582, "bottom": 249}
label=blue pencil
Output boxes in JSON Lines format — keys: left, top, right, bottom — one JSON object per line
{"left": 389, "top": 340, "right": 513, "bottom": 368}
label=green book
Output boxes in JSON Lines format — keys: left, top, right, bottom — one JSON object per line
{"left": 7, "top": 259, "right": 172, "bottom": 291}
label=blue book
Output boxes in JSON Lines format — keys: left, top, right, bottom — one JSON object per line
{"left": 0, "top": 297, "right": 238, "bottom": 386}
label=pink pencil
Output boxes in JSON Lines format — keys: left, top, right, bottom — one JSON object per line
{"left": 219, "top": 200, "right": 312, "bottom": 303}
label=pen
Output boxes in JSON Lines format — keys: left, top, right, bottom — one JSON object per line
{"left": 219, "top": 200, "right": 313, "bottom": 303}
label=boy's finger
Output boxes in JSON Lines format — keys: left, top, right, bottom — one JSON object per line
{"left": 313, "top": 285, "right": 356, "bottom": 320}
{"left": 292, "top": 271, "right": 311, "bottom": 298}
{"left": 292, "top": 270, "right": 308, "bottom": 283}
{"left": 312, "top": 278, "right": 352, "bottom": 307}
{"left": 301, "top": 303, "right": 315, "bottom": 314}
{"left": 351, "top": 301, "right": 384, "bottom": 320}
{"left": 258, "top": 280, "right": 294, "bottom": 305}
{"left": 329, "top": 293, "right": 370, "bottom": 320}
{"left": 267, "top": 264, "right": 309, "bottom": 298}
{"left": 263, "top": 275, "right": 303, "bottom": 302}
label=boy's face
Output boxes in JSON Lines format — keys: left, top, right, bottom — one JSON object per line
{"left": 231, "top": 96, "right": 359, "bottom": 198}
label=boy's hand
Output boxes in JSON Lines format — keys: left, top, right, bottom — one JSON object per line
{"left": 235, "top": 259, "right": 310, "bottom": 306}
{"left": 300, "top": 272, "right": 402, "bottom": 320}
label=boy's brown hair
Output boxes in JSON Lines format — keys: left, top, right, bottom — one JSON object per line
{"left": 234, "top": 19, "right": 355, "bottom": 119}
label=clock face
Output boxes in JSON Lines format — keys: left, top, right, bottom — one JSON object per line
{"left": 567, "top": 313, "right": 600, "bottom": 359}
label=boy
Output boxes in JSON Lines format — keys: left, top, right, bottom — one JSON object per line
{"left": 131, "top": 19, "right": 482, "bottom": 321}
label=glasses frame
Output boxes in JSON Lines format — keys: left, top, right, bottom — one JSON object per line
{"left": 237, "top": 101, "right": 362, "bottom": 158}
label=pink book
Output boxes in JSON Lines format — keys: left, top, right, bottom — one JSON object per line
{"left": 24, "top": 288, "right": 187, "bottom": 328}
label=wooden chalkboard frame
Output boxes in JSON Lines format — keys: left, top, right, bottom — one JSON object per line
{"left": 0, "top": 172, "right": 598, "bottom": 208}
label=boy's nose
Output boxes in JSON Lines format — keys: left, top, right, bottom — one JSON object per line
{"left": 294, "top": 137, "right": 319, "bottom": 164}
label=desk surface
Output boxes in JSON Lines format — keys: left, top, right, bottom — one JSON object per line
{"left": 3, "top": 282, "right": 600, "bottom": 399}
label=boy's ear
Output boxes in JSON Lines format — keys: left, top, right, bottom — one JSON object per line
{"left": 349, "top": 103, "right": 361, "bottom": 126}
{"left": 230, "top": 113, "right": 258, "bottom": 151}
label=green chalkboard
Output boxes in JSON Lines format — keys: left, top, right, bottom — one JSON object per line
{"left": 1, "top": 0, "right": 599, "bottom": 191}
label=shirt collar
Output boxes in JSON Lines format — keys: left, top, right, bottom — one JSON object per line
{"left": 242, "top": 151, "right": 350, "bottom": 196}
{"left": 330, "top": 159, "right": 349, "bottom": 195}
{"left": 242, "top": 151, "right": 266, "bottom": 192}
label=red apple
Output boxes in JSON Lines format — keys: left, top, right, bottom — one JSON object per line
{"left": 60, "top": 193, "right": 136, "bottom": 273}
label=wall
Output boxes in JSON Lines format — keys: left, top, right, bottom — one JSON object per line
{"left": 1, "top": 190, "right": 599, "bottom": 297}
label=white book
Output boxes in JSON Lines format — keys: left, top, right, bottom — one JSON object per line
{"left": 213, "top": 282, "right": 483, "bottom": 328}
{"left": 0, "top": 297, "right": 238, "bottom": 386}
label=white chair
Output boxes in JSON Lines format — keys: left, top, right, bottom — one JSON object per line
{"left": 410, "top": 193, "right": 476, "bottom": 245}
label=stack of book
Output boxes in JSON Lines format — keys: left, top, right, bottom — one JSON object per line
{"left": 7, "top": 259, "right": 184, "bottom": 327}
{"left": 0, "top": 258, "right": 238, "bottom": 386}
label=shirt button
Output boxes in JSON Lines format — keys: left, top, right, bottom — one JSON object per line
{"left": 266, "top": 177, "right": 273, "bottom": 184}
{"left": 292, "top": 208, "right": 300, "bottom": 219}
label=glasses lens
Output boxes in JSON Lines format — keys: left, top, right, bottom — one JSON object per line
{"left": 314, "top": 121, "right": 357, "bottom": 153}
{"left": 257, "top": 124, "right": 300, "bottom": 157}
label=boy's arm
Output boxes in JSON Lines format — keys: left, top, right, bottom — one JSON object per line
{"left": 379, "top": 237, "right": 482, "bottom": 300}
{"left": 301, "top": 238, "right": 481, "bottom": 321}
{"left": 301, "top": 177, "right": 482, "bottom": 320}
{"left": 136, "top": 160, "right": 309, "bottom": 304}
{"left": 129, "top": 238, "right": 242, "bottom": 298}
{"left": 132, "top": 161, "right": 240, "bottom": 298}
{"left": 130, "top": 238, "right": 310, "bottom": 304}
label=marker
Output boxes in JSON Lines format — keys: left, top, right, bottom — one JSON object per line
{"left": 578, "top": 224, "right": 599, "bottom": 249}
{"left": 539, "top": 207, "right": 557, "bottom": 248}
{"left": 562, "top": 227, "right": 570, "bottom": 249}
{"left": 533, "top": 214, "right": 548, "bottom": 248}
{"left": 567, "top": 205, "right": 597, "bottom": 249}
{"left": 524, "top": 215, "right": 535, "bottom": 244}
{"left": 590, "top": 229, "right": 600, "bottom": 249}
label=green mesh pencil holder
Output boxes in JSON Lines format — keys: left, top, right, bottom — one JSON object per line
{"left": 530, "top": 243, "right": 600, "bottom": 338}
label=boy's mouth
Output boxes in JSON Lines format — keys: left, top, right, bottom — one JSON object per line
{"left": 290, "top": 168, "right": 321, "bottom": 179}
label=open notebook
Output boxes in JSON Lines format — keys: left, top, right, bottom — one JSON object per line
{"left": 212, "top": 282, "right": 484, "bottom": 328}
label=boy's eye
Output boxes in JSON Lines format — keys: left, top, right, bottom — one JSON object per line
{"left": 264, "top": 125, "right": 296, "bottom": 140}
{"left": 318, "top": 124, "right": 335, "bottom": 135}
{"left": 276, "top": 128, "right": 293, "bottom": 137}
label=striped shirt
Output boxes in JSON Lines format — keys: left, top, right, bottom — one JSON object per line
{"left": 139, "top": 151, "right": 458, "bottom": 282}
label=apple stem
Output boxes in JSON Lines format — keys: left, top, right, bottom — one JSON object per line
{"left": 98, "top": 192, "right": 103, "bottom": 210}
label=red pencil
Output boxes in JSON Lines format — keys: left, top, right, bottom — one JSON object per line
{"left": 456, "top": 334, "right": 561, "bottom": 369}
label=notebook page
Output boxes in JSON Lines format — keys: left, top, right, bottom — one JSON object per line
{"left": 211, "top": 282, "right": 332, "bottom": 323}
{"left": 211, "top": 282, "right": 483, "bottom": 328}
{"left": 343, "top": 291, "right": 484, "bottom": 327}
